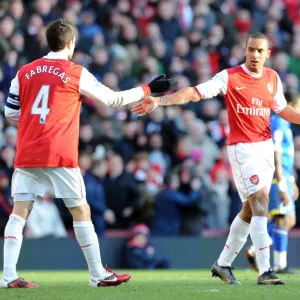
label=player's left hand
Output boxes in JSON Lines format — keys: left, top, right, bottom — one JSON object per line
{"left": 148, "top": 74, "right": 177, "bottom": 93}
{"left": 293, "top": 182, "right": 299, "bottom": 201}
{"left": 131, "top": 96, "right": 158, "bottom": 116}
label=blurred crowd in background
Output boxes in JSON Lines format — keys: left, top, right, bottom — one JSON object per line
{"left": 1, "top": 0, "right": 300, "bottom": 239}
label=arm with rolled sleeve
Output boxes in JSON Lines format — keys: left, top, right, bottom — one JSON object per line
{"left": 4, "top": 73, "right": 21, "bottom": 126}
{"left": 79, "top": 68, "right": 148, "bottom": 107}
{"left": 132, "top": 70, "right": 228, "bottom": 113}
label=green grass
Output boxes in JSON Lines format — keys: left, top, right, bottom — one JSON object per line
{"left": 1, "top": 270, "right": 300, "bottom": 300}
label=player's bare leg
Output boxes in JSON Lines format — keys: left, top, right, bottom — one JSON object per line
{"left": 0, "top": 200, "right": 38, "bottom": 288}
{"left": 248, "top": 187, "right": 284, "bottom": 285}
{"left": 211, "top": 201, "right": 252, "bottom": 284}
{"left": 69, "top": 203, "right": 131, "bottom": 287}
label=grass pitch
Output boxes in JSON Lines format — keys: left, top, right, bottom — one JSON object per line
{"left": 1, "top": 270, "right": 300, "bottom": 300}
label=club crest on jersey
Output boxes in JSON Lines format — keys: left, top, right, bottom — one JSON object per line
{"left": 267, "top": 83, "right": 273, "bottom": 94}
{"left": 250, "top": 175, "right": 259, "bottom": 185}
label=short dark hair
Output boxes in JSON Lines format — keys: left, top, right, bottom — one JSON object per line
{"left": 246, "top": 32, "right": 269, "bottom": 48}
{"left": 46, "top": 19, "right": 75, "bottom": 52}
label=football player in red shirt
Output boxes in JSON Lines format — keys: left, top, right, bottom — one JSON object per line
{"left": 132, "top": 33, "right": 300, "bottom": 285}
{"left": 0, "top": 19, "right": 176, "bottom": 289}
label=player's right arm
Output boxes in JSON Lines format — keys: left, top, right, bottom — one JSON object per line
{"left": 131, "top": 70, "right": 228, "bottom": 116}
{"left": 4, "top": 73, "right": 21, "bottom": 126}
{"left": 79, "top": 68, "right": 176, "bottom": 107}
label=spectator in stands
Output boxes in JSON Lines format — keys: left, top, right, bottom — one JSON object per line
{"left": 154, "top": 0, "right": 182, "bottom": 44}
{"left": 148, "top": 133, "right": 170, "bottom": 176}
{"left": 0, "top": 146, "right": 15, "bottom": 175}
{"left": 113, "top": 59, "right": 137, "bottom": 90}
{"left": 285, "top": 73, "right": 300, "bottom": 92}
{"left": 178, "top": 165, "right": 208, "bottom": 235}
{"left": 89, "top": 47, "right": 112, "bottom": 79}
{"left": 79, "top": 123, "right": 98, "bottom": 155}
{"left": 104, "top": 153, "right": 140, "bottom": 229}
{"left": 150, "top": 39, "right": 173, "bottom": 72}
{"left": 89, "top": 103, "right": 123, "bottom": 146}
{"left": 31, "top": 0, "right": 58, "bottom": 24}
{"left": 78, "top": 9, "right": 103, "bottom": 51}
{"left": 124, "top": 223, "right": 169, "bottom": 269}
{"left": 114, "top": 119, "right": 138, "bottom": 163}
{"left": 272, "top": 52, "right": 290, "bottom": 82}
{"left": 0, "top": 50, "right": 18, "bottom": 97}
{"left": 187, "top": 119, "right": 220, "bottom": 171}
{"left": 171, "top": 135, "right": 193, "bottom": 167}
{"left": 208, "top": 167, "right": 231, "bottom": 230}
{"left": 128, "top": 152, "right": 156, "bottom": 226}
{"left": 84, "top": 159, "right": 116, "bottom": 236}
{"left": 144, "top": 106, "right": 165, "bottom": 135}
{"left": 7, "top": 0, "right": 27, "bottom": 31}
{"left": 251, "top": 0, "right": 270, "bottom": 32}
{"left": 207, "top": 108, "right": 230, "bottom": 147}
{"left": 152, "top": 172, "right": 201, "bottom": 236}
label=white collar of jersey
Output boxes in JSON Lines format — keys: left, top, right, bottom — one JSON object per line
{"left": 241, "top": 64, "right": 262, "bottom": 78}
{"left": 44, "top": 51, "right": 69, "bottom": 60}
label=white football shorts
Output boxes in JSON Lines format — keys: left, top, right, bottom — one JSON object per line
{"left": 227, "top": 139, "right": 275, "bottom": 202}
{"left": 11, "top": 167, "right": 87, "bottom": 208}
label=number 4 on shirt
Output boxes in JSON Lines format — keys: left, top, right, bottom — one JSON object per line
{"left": 31, "top": 85, "right": 51, "bottom": 124}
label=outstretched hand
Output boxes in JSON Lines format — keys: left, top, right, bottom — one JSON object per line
{"left": 131, "top": 96, "right": 158, "bottom": 116}
{"left": 148, "top": 74, "right": 177, "bottom": 93}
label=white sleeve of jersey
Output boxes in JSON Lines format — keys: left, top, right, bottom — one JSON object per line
{"left": 273, "top": 129, "right": 283, "bottom": 153}
{"left": 5, "top": 73, "right": 21, "bottom": 126}
{"left": 194, "top": 70, "right": 228, "bottom": 99}
{"left": 271, "top": 74, "right": 287, "bottom": 113}
{"left": 79, "top": 68, "right": 144, "bottom": 107}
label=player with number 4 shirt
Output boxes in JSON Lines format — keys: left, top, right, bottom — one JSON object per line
{"left": 1, "top": 19, "right": 176, "bottom": 289}
{"left": 8, "top": 47, "right": 176, "bottom": 168}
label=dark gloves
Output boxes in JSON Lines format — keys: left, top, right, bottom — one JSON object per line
{"left": 147, "top": 74, "right": 177, "bottom": 94}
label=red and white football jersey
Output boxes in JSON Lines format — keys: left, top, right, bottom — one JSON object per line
{"left": 15, "top": 56, "right": 82, "bottom": 168}
{"left": 6, "top": 52, "right": 145, "bottom": 168}
{"left": 194, "top": 64, "right": 287, "bottom": 145}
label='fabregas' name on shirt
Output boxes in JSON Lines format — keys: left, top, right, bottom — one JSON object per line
{"left": 24, "top": 65, "right": 70, "bottom": 83}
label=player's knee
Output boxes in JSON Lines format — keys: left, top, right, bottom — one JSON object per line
{"left": 253, "top": 199, "right": 268, "bottom": 216}
{"left": 249, "top": 189, "right": 269, "bottom": 216}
